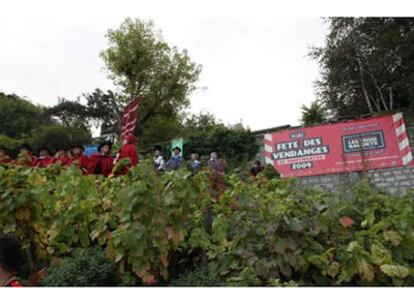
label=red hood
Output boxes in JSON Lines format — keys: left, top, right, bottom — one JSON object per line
{"left": 125, "top": 134, "right": 138, "bottom": 144}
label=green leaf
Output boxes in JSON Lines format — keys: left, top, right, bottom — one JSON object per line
{"left": 371, "top": 244, "right": 392, "bottom": 266}
{"left": 383, "top": 231, "right": 402, "bottom": 246}
{"left": 380, "top": 265, "right": 410, "bottom": 279}
{"left": 274, "top": 238, "right": 288, "bottom": 255}
{"left": 358, "top": 260, "right": 375, "bottom": 282}
{"left": 327, "top": 261, "right": 340, "bottom": 278}
{"left": 289, "top": 217, "right": 305, "bottom": 233}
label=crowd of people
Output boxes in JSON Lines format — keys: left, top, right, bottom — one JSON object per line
{"left": 0, "top": 133, "right": 139, "bottom": 177}
{"left": 154, "top": 147, "right": 229, "bottom": 174}
{"left": 0, "top": 133, "right": 265, "bottom": 178}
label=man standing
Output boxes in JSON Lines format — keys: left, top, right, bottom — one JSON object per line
{"left": 54, "top": 148, "right": 73, "bottom": 166}
{"left": 115, "top": 134, "right": 139, "bottom": 174}
{"left": 14, "top": 144, "right": 37, "bottom": 167}
{"left": 87, "top": 142, "right": 114, "bottom": 177}
{"left": 166, "top": 147, "right": 183, "bottom": 170}
{"left": 72, "top": 144, "right": 88, "bottom": 173}
{"left": 206, "top": 151, "right": 228, "bottom": 197}
{"left": 187, "top": 152, "right": 202, "bottom": 173}
{"left": 207, "top": 151, "right": 228, "bottom": 174}
{"left": 153, "top": 146, "right": 165, "bottom": 173}
{"left": 35, "top": 147, "right": 54, "bottom": 168}
{"left": 0, "top": 146, "right": 11, "bottom": 164}
{"left": 249, "top": 160, "right": 264, "bottom": 177}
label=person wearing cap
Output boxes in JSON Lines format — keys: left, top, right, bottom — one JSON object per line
{"left": 0, "top": 234, "right": 23, "bottom": 287}
{"left": 87, "top": 142, "right": 114, "bottom": 177}
{"left": 153, "top": 146, "right": 165, "bottom": 173}
{"left": 14, "top": 144, "right": 37, "bottom": 167}
{"left": 35, "top": 147, "right": 54, "bottom": 168}
{"left": 71, "top": 144, "right": 88, "bottom": 173}
{"left": 115, "top": 134, "right": 139, "bottom": 175}
{"left": 0, "top": 146, "right": 11, "bottom": 164}
{"left": 166, "top": 146, "right": 183, "bottom": 170}
{"left": 54, "top": 148, "right": 73, "bottom": 167}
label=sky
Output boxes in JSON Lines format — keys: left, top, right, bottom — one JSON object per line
{"left": 1, "top": 0, "right": 331, "bottom": 133}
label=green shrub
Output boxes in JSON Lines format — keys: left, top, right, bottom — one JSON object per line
{"left": 2, "top": 162, "right": 414, "bottom": 287}
{"left": 170, "top": 264, "right": 225, "bottom": 287}
{"left": 262, "top": 164, "right": 280, "bottom": 179}
{"left": 41, "top": 247, "right": 118, "bottom": 286}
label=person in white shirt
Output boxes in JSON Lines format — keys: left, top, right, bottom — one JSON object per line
{"left": 153, "top": 147, "right": 165, "bottom": 172}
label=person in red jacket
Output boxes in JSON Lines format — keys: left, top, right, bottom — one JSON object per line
{"left": 115, "top": 134, "right": 139, "bottom": 174}
{"left": 54, "top": 148, "right": 73, "bottom": 166}
{"left": 72, "top": 144, "right": 88, "bottom": 173}
{"left": 0, "top": 234, "right": 23, "bottom": 287}
{"left": 14, "top": 144, "right": 37, "bottom": 167}
{"left": 87, "top": 142, "right": 114, "bottom": 177}
{"left": 0, "top": 146, "right": 11, "bottom": 164}
{"left": 35, "top": 147, "right": 55, "bottom": 168}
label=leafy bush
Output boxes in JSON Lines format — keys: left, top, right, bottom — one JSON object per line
{"left": 41, "top": 247, "right": 118, "bottom": 286}
{"left": 207, "top": 177, "right": 414, "bottom": 286}
{"left": 170, "top": 264, "right": 225, "bottom": 287}
{"left": 0, "top": 134, "right": 22, "bottom": 155}
{"left": 1, "top": 161, "right": 414, "bottom": 286}
{"left": 0, "top": 161, "right": 212, "bottom": 286}
{"left": 262, "top": 163, "right": 280, "bottom": 179}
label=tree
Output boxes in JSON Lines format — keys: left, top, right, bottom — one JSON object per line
{"left": 29, "top": 125, "right": 92, "bottom": 151}
{"left": 46, "top": 98, "right": 90, "bottom": 130}
{"left": 182, "top": 111, "right": 217, "bottom": 132}
{"left": 0, "top": 92, "right": 52, "bottom": 139}
{"left": 300, "top": 101, "right": 329, "bottom": 126}
{"left": 82, "top": 89, "right": 127, "bottom": 135}
{"left": 0, "top": 134, "right": 22, "bottom": 156}
{"left": 310, "top": 17, "right": 414, "bottom": 119}
{"left": 182, "top": 112, "right": 259, "bottom": 168}
{"left": 0, "top": 91, "right": 92, "bottom": 152}
{"left": 100, "top": 18, "right": 202, "bottom": 142}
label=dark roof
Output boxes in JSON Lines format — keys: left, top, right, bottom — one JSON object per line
{"left": 252, "top": 124, "right": 290, "bottom": 135}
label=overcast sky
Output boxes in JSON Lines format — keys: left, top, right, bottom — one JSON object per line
{"left": 0, "top": 1, "right": 330, "bottom": 132}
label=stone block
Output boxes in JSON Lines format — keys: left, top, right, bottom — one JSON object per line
{"left": 323, "top": 183, "right": 335, "bottom": 189}
{"left": 376, "top": 182, "right": 389, "bottom": 188}
{"left": 370, "top": 172, "right": 381, "bottom": 179}
{"left": 321, "top": 177, "right": 333, "bottom": 183}
{"left": 309, "top": 178, "right": 321, "bottom": 184}
{"left": 381, "top": 171, "right": 392, "bottom": 177}
{"left": 388, "top": 187, "right": 399, "bottom": 195}
{"left": 395, "top": 174, "right": 408, "bottom": 181}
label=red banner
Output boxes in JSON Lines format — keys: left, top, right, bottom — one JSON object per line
{"left": 120, "top": 97, "right": 140, "bottom": 139}
{"left": 264, "top": 113, "right": 413, "bottom": 177}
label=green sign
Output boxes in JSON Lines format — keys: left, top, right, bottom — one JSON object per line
{"left": 171, "top": 137, "right": 184, "bottom": 156}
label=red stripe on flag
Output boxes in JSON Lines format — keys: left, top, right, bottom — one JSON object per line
{"left": 120, "top": 97, "right": 140, "bottom": 138}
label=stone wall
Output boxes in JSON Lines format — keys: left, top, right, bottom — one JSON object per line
{"left": 297, "top": 166, "right": 414, "bottom": 195}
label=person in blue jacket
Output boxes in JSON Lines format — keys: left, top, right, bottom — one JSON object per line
{"left": 166, "top": 146, "right": 183, "bottom": 170}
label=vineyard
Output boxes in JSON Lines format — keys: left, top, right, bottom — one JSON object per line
{"left": 1, "top": 161, "right": 414, "bottom": 286}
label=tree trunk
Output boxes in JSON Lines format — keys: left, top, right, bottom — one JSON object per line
{"left": 356, "top": 58, "right": 374, "bottom": 114}
{"left": 365, "top": 62, "right": 389, "bottom": 111}
{"left": 389, "top": 87, "right": 394, "bottom": 110}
